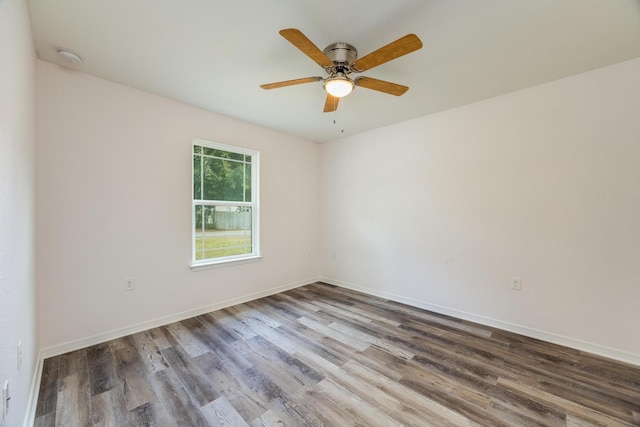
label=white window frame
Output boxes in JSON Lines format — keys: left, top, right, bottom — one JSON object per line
{"left": 191, "top": 138, "right": 260, "bottom": 268}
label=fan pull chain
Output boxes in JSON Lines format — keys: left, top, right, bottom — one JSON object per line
{"left": 340, "top": 96, "right": 345, "bottom": 133}
{"left": 331, "top": 97, "right": 345, "bottom": 134}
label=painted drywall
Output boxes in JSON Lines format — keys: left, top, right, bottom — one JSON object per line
{"left": 34, "top": 28, "right": 640, "bottom": 367}
{"left": 321, "top": 58, "right": 640, "bottom": 359}
{"left": 36, "top": 60, "right": 321, "bottom": 351}
{"left": 0, "top": 0, "right": 38, "bottom": 424}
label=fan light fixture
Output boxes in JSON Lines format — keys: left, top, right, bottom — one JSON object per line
{"left": 324, "top": 76, "right": 354, "bottom": 98}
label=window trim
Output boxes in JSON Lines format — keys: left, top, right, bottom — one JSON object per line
{"left": 191, "top": 138, "right": 260, "bottom": 268}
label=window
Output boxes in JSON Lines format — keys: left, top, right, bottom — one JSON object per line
{"left": 192, "top": 139, "right": 259, "bottom": 266}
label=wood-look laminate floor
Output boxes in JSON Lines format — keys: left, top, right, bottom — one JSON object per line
{"left": 34, "top": 282, "right": 640, "bottom": 426}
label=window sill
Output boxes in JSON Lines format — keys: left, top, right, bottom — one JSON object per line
{"left": 190, "top": 255, "right": 262, "bottom": 271}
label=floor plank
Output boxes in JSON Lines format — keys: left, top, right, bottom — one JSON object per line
{"left": 34, "top": 282, "right": 640, "bottom": 426}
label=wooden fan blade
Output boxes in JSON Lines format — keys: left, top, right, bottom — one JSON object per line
{"left": 323, "top": 93, "right": 340, "bottom": 112}
{"left": 354, "top": 77, "right": 408, "bottom": 96}
{"left": 279, "top": 28, "right": 333, "bottom": 68}
{"left": 260, "top": 76, "right": 322, "bottom": 90}
{"left": 352, "top": 34, "right": 422, "bottom": 72}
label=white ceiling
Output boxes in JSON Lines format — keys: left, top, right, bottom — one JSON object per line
{"left": 28, "top": 0, "right": 640, "bottom": 143}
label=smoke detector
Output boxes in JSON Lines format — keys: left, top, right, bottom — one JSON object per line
{"left": 57, "top": 49, "right": 82, "bottom": 64}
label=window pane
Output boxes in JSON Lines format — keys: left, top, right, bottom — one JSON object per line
{"left": 202, "top": 147, "right": 244, "bottom": 161}
{"left": 203, "top": 206, "right": 216, "bottom": 231}
{"left": 195, "top": 237, "right": 205, "bottom": 260}
{"left": 194, "top": 204, "right": 204, "bottom": 260}
{"left": 202, "top": 157, "right": 245, "bottom": 201}
{"left": 194, "top": 204, "right": 252, "bottom": 260}
{"left": 193, "top": 145, "right": 202, "bottom": 154}
{"left": 202, "top": 147, "right": 218, "bottom": 157}
{"left": 193, "top": 155, "right": 202, "bottom": 200}
{"left": 245, "top": 163, "right": 252, "bottom": 202}
{"left": 194, "top": 205, "right": 203, "bottom": 232}
{"left": 204, "top": 246, "right": 248, "bottom": 259}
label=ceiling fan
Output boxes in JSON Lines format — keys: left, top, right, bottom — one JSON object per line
{"left": 260, "top": 28, "right": 423, "bottom": 112}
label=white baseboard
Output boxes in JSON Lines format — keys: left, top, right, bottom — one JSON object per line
{"left": 320, "top": 277, "right": 640, "bottom": 367}
{"left": 23, "top": 352, "right": 45, "bottom": 427}
{"left": 40, "top": 277, "right": 318, "bottom": 359}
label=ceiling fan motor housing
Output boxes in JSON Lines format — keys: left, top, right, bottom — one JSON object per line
{"left": 323, "top": 43, "right": 358, "bottom": 75}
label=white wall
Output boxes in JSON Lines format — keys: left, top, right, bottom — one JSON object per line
{"left": 34, "top": 41, "right": 640, "bottom": 365}
{"left": 0, "top": 0, "right": 38, "bottom": 424}
{"left": 37, "top": 61, "right": 320, "bottom": 351}
{"left": 321, "top": 58, "right": 640, "bottom": 362}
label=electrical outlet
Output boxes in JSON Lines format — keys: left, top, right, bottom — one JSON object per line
{"left": 17, "top": 341, "right": 22, "bottom": 371}
{"left": 510, "top": 277, "right": 522, "bottom": 291}
{"left": 2, "top": 380, "right": 9, "bottom": 420}
{"left": 124, "top": 277, "right": 135, "bottom": 291}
